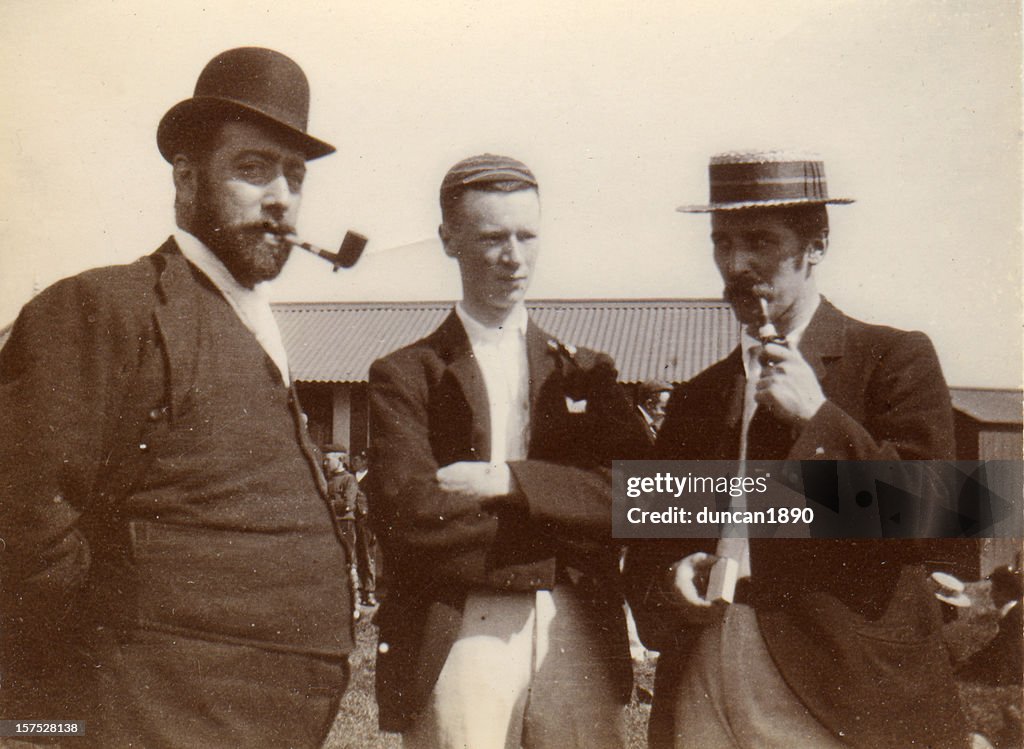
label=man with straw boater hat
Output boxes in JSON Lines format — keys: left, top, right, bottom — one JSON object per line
{"left": 625, "top": 151, "right": 975, "bottom": 748}
{"left": 369, "top": 154, "right": 645, "bottom": 748}
{"left": 0, "top": 48, "right": 353, "bottom": 746}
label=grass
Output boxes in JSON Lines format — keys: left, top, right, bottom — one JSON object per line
{"left": 322, "top": 608, "right": 401, "bottom": 749}
{"left": 322, "top": 605, "right": 656, "bottom": 749}
{"left": 323, "top": 604, "right": 1019, "bottom": 749}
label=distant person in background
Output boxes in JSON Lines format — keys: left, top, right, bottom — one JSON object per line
{"left": 956, "top": 560, "right": 1023, "bottom": 687}
{"left": 351, "top": 450, "right": 379, "bottom": 607}
{"left": 636, "top": 379, "right": 673, "bottom": 445}
{"left": 324, "top": 444, "right": 362, "bottom": 605}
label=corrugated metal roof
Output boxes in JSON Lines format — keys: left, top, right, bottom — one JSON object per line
{"left": 950, "top": 388, "right": 1024, "bottom": 425}
{"left": 272, "top": 299, "right": 740, "bottom": 384}
{"left": 5, "top": 301, "right": 1019, "bottom": 422}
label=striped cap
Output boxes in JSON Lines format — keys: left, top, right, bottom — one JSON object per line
{"left": 440, "top": 153, "right": 538, "bottom": 197}
{"left": 677, "top": 150, "right": 854, "bottom": 212}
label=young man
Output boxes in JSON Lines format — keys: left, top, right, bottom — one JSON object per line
{"left": 369, "top": 154, "right": 645, "bottom": 748}
{"left": 0, "top": 48, "right": 353, "bottom": 747}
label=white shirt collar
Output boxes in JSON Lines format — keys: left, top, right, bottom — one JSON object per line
{"left": 455, "top": 302, "right": 529, "bottom": 347}
{"left": 453, "top": 301, "right": 530, "bottom": 463}
{"left": 173, "top": 229, "right": 291, "bottom": 385}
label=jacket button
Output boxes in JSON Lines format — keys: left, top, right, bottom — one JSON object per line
{"left": 378, "top": 642, "right": 390, "bottom": 654}
{"left": 147, "top": 407, "right": 166, "bottom": 421}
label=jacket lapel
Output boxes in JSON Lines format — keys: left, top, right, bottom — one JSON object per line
{"left": 717, "top": 349, "right": 747, "bottom": 459}
{"left": 432, "top": 311, "right": 492, "bottom": 459}
{"left": 525, "top": 319, "right": 558, "bottom": 416}
{"left": 151, "top": 238, "right": 329, "bottom": 496}
{"left": 797, "top": 297, "right": 846, "bottom": 387}
{"left": 151, "top": 238, "right": 207, "bottom": 416}
{"left": 429, "top": 313, "right": 559, "bottom": 462}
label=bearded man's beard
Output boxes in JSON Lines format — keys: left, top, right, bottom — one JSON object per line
{"left": 191, "top": 178, "right": 294, "bottom": 288}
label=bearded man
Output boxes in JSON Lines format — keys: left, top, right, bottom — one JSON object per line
{"left": 0, "top": 47, "right": 353, "bottom": 748}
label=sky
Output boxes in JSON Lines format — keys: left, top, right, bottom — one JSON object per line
{"left": 1, "top": 0, "right": 1021, "bottom": 389}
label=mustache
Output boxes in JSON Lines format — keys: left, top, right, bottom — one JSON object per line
{"left": 723, "top": 276, "right": 773, "bottom": 305}
{"left": 204, "top": 221, "right": 298, "bottom": 239}
{"left": 259, "top": 220, "right": 298, "bottom": 237}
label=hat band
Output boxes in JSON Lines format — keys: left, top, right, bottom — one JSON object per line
{"left": 709, "top": 161, "right": 829, "bottom": 203}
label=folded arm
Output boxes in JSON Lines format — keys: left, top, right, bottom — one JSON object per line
{"left": 369, "top": 354, "right": 635, "bottom": 589}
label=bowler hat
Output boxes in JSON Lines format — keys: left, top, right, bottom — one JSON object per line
{"left": 677, "top": 150, "right": 854, "bottom": 212}
{"left": 157, "top": 47, "right": 335, "bottom": 163}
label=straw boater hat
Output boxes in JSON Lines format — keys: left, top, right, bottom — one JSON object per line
{"left": 677, "top": 150, "right": 854, "bottom": 212}
{"left": 157, "top": 47, "right": 335, "bottom": 163}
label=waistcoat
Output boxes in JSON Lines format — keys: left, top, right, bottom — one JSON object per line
{"left": 89, "top": 266, "right": 354, "bottom": 657}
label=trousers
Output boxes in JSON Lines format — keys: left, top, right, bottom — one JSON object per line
{"left": 403, "top": 587, "right": 624, "bottom": 749}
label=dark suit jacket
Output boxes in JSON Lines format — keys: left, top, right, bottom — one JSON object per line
{"left": 355, "top": 471, "right": 371, "bottom": 517}
{"left": 369, "top": 311, "right": 643, "bottom": 731}
{"left": 625, "top": 298, "right": 972, "bottom": 749}
{"left": 0, "top": 240, "right": 353, "bottom": 724}
{"left": 329, "top": 470, "right": 360, "bottom": 519}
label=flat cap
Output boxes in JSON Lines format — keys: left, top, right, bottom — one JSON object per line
{"left": 440, "top": 153, "right": 538, "bottom": 196}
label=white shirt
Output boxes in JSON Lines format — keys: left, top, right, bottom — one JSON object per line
{"left": 455, "top": 302, "right": 530, "bottom": 463}
{"left": 718, "top": 296, "right": 821, "bottom": 583}
{"left": 174, "top": 230, "right": 291, "bottom": 386}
